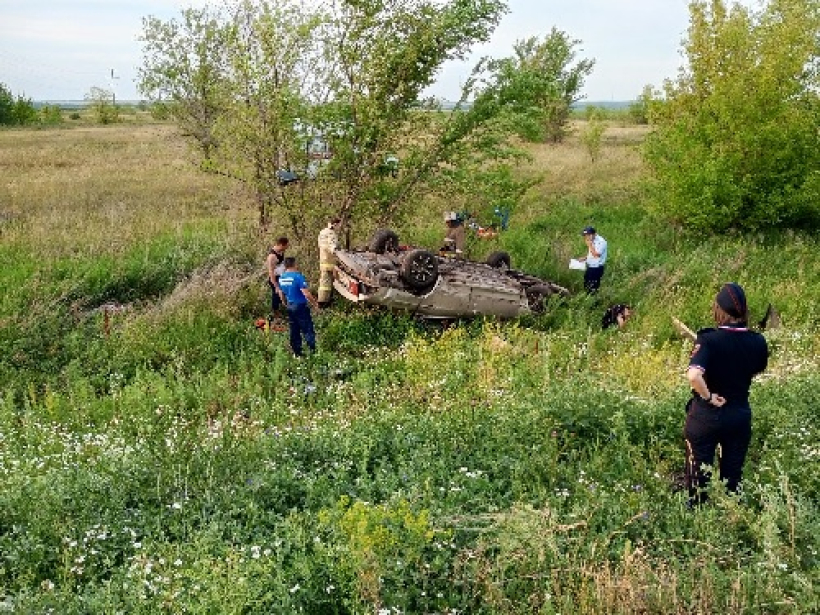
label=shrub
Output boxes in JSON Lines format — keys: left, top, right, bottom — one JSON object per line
{"left": 627, "top": 84, "right": 661, "bottom": 125}
{"left": 580, "top": 111, "right": 606, "bottom": 162}
{"left": 39, "top": 105, "right": 63, "bottom": 125}
{"left": 642, "top": 1, "right": 820, "bottom": 232}
{"left": 84, "top": 87, "right": 119, "bottom": 124}
{"left": 0, "top": 82, "right": 38, "bottom": 125}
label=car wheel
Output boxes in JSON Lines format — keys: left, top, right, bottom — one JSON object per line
{"left": 400, "top": 249, "right": 439, "bottom": 291}
{"left": 370, "top": 229, "right": 400, "bottom": 254}
{"left": 526, "top": 284, "right": 553, "bottom": 313}
{"left": 486, "top": 251, "right": 511, "bottom": 269}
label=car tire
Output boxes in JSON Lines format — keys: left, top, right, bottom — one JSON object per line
{"left": 526, "top": 284, "right": 554, "bottom": 314}
{"left": 400, "top": 249, "right": 439, "bottom": 291}
{"left": 370, "top": 229, "right": 400, "bottom": 254}
{"left": 486, "top": 251, "right": 511, "bottom": 269}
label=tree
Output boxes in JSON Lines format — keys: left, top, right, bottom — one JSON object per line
{"left": 0, "top": 83, "right": 11, "bottom": 124}
{"left": 139, "top": 6, "right": 231, "bottom": 158}
{"left": 483, "top": 29, "right": 595, "bottom": 143}
{"left": 39, "top": 105, "right": 63, "bottom": 125}
{"left": 320, "top": 0, "right": 512, "bottom": 229}
{"left": 85, "top": 87, "right": 119, "bottom": 124}
{"left": 139, "top": 0, "right": 525, "bottom": 238}
{"left": 627, "top": 85, "right": 663, "bottom": 125}
{"left": 643, "top": 0, "right": 820, "bottom": 232}
{"left": 12, "top": 97, "right": 38, "bottom": 125}
{"left": 0, "top": 83, "right": 38, "bottom": 126}
{"left": 580, "top": 108, "right": 606, "bottom": 162}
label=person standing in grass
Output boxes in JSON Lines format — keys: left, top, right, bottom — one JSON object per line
{"left": 265, "top": 236, "right": 289, "bottom": 323}
{"left": 684, "top": 283, "right": 768, "bottom": 505}
{"left": 278, "top": 256, "right": 319, "bottom": 356}
{"left": 317, "top": 217, "right": 341, "bottom": 308}
{"left": 576, "top": 226, "right": 607, "bottom": 293}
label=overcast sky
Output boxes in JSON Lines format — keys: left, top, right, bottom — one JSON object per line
{"left": 0, "top": 0, "right": 760, "bottom": 102}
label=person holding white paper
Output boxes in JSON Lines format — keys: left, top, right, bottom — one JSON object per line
{"left": 576, "top": 226, "right": 607, "bottom": 293}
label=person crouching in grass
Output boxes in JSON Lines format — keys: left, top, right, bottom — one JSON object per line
{"left": 278, "top": 256, "right": 319, "bottom": 356}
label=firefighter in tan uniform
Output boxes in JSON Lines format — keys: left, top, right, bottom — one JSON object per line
{"left": 317, "top": 217, "right": 341, "bottom": 307}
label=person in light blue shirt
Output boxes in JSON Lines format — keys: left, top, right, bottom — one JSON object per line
{"left": 278, "top": 256, "right": 319, "bottom": 356}
{"left": 577, "top": 226, "right": 608, "bottom": 293}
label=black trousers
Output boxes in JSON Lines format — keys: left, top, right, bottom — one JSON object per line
{"left": 584, "top": 265, "right": 605, "bottom": 293}
{"left": 684, "top": 399, "right": 752, "bottom": 504}
{"left": 268, "top": 279, "right": 283, "bottom": 314}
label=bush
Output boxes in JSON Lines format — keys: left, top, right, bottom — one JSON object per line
{"left": 0, "top": 82, "right": 38, "bottom": 126}
{"left": 149, "top": 101, "right": 172, "bottom": 120}
{"left": 84, "top": 87, "right": 119, "bottom": 124}
{"left": 642, "top": 1, "right": 820, "bottom": 232}
{"left": 39, "top": 105, "right": 63, "bottom": 125}
{"left": 627, "top": 84, "right": 661, "bottom": 125}
{"left": 3, "top": 100, "right": 820, "bottom": 613}
{"left": 580, "top": 111, "right": 606, "bottom": 162}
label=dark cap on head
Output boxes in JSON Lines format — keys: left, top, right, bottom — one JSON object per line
{"left": 715, "top": 283, "right": 747, "bottom": 319}
{"left": 582, "top": 226, "right": 596, "bottom": 235}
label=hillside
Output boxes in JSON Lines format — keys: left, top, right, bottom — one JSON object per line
{"left": 0, "top": 121, "right": 818, "bottom": 613}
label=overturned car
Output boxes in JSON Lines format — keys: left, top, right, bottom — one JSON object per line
{"left": 332, "top": 229, "right": 569, "bottom": 319}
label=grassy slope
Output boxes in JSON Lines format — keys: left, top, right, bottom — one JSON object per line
{"left": 0, "top": 121, "right": 818, "bottom": 613}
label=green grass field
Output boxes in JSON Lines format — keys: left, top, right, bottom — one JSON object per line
{"left": 0, "top": 120, "right": 818, "bottom": 613}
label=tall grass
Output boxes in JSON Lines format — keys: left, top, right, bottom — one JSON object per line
{"left": 0, "top": 122, "right": 818, "bottom": 613}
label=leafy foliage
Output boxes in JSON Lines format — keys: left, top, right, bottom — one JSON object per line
{"left": 85, "top": 87, "right": 120, "bottom": 124}
{"left": 580, "top": 108, "right": 606, "bottom": 162}
{"left": 139, "top": 6, "right": 229, "bottom": 157}
{"left": 3, "top": 95, "right": 820, "bottom": 613}
{"left": 482, "top": 28, "right": 595, "bottom": 143}
{"left": 0, "top": 83, "right": 11, "bottom": 124}
{"left": 138, "top": 0, "right": 522, "bottom": 239}
{"left": 0, "top": 82, "right": 39, "bottom": 126}
{"left": 627, "top": 84, "right": 662, "bottom": 125}
{"left": 642, "top": 0, "right": 820, "bottom": 232}
{"left": 38, "top": 105, "right": 63, "bottom": 125}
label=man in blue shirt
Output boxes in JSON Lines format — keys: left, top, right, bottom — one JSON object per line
{"left": 278, "top": 256, "right": 319, "bottom": 356}
{"left": 576, "top": 226, "right": 608, "bottom": 293}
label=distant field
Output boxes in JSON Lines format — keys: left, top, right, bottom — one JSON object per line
{"left": 34, "top": 99, "right": 636, "bottom": 110}
{"left": 1, "top": 121, "right": 818, "bottom": 613}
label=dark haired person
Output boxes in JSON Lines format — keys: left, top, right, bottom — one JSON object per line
{"left": 265, "top": 236, "right": 289, "bottom": 323}
{"left": 684, "top": 283, "right": 768, "bottom": 505}
{"left": 278, "top": 256, "right": 319, "bottom": 356}
{"left": 601, "top": 303, "right": 632, "bottom": 329}
{"left": 576, "top": 226, "right": 607, "bottom": 293}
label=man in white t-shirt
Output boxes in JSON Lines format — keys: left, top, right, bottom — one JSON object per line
{"left": 576, "top": 226, "right": 607, "bottom": 293}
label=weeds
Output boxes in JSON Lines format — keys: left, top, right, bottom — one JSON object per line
{"left": 1, "top": 124, "right": 818, "bottom": 613}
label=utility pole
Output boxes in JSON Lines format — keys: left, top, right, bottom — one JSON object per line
{"left": 109, "top": 69, "right": 120, "bottom": 106}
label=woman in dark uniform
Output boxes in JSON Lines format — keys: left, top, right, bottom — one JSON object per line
{"left": 684, "top": 283, "right": 768, "bottom": 505}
